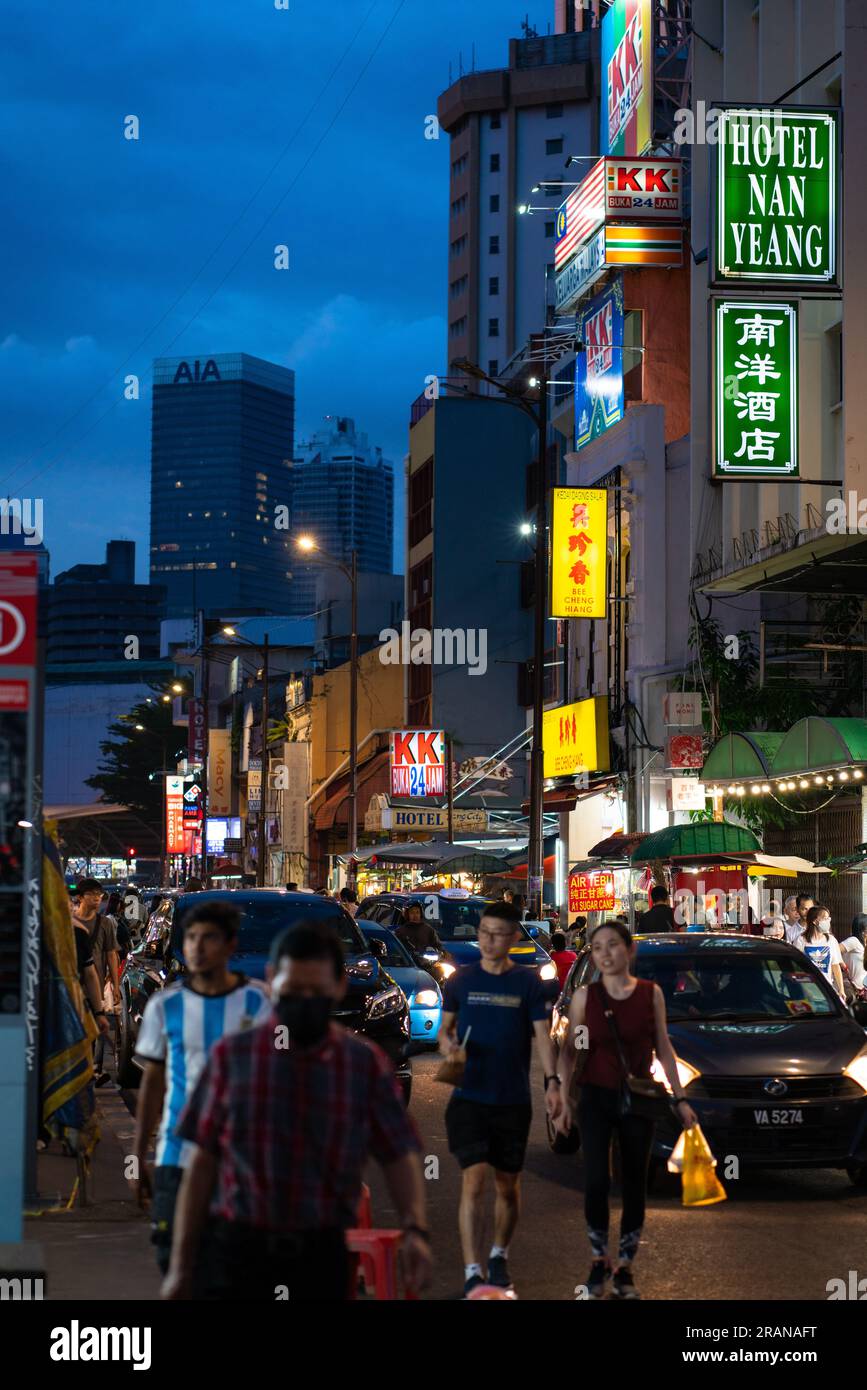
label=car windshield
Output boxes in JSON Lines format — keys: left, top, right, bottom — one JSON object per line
{"left": 170, "top": 896, "right": 364, "bottom": 958}
{"left": 636, "top": 952, "right": 838, "bottom": 1020}
{"left": 363, "top": 929, "right": 413, "bottom": 969}
{"left": 407, "top": 898, "right": 536, "bottom": 945}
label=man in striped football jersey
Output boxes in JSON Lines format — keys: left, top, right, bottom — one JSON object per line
{"left": 129, "top": 900, "right": 270, "bottom": 1280}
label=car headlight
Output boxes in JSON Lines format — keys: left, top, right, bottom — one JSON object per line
{"left": 539, "top": 962, "right": 558, "bottom": 981}
{"left": 439, "top": 962, "right": 456, "bottom": 979}
{"left": 367, "top": 987, "right": 404, "bottom": 1020}
{"left": 650, "top": 1054, "right": 701, "bottom": 1094}
{"left": 843, "top": 1048, "right": 867, "bottom": 1094}
{"left": 413, "top": 989, "right": 440, "bottom": 1008}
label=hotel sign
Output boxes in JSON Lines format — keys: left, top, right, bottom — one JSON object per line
{"left": 713, "top": 300, "right": 798, "bottom": 478}
{"left": 714, "top": 107, "right": 838, "bottom": 287}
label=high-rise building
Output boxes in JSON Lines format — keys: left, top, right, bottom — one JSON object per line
{"left": 47, "top": 540, "right": 165, "bottom": 664}
{"left": 289, "top": 416, "right": 394, "bottom": 617}
{"left": 150, "top": 353, "right": 295, "bottom": 618}
{"left": 438, "top": 24, "right": 598, "bottom": 375}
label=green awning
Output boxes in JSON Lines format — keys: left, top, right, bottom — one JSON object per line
{"left": 772, "top": 717, "right": 867, "bottom": 774}
{"left": 630, "top": 821, "right": 761, "bottom": 864}
{"left": 701, "top": 732, "right": 783, "bottom": 783}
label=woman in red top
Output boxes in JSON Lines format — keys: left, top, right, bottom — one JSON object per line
{"left": 556, "top": 921, "right": 697, "bottom": 1300}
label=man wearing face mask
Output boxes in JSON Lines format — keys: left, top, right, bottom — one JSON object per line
{"left": 163, "top": 920, "right": 431, "bottom": 1301}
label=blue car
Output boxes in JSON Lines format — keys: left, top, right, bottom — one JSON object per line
{"left": 359, "top": 923, "right": 443, "bottom": 1047}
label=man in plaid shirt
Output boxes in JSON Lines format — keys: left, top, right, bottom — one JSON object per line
{"left": 162, "top": 920, "right": 431, "bottom": 1301}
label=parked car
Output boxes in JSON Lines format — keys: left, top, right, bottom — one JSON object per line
{"left": 357, "top": 889, "right": 559, "bottom": 998}
{"left": 117, "top": 890, "right": 413, "bottom": 1100}
{"left": 548, "top": 932, "right": 867, "bottom": 1184}
{"left": 359, "top": 922, "right": 442, "bottom": 1048}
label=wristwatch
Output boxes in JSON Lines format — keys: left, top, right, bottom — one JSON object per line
{"left": 544, "top": 1074, "right": 562, "bottom": 1090}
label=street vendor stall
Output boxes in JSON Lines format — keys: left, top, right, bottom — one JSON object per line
{"left": 567, "top": 831, "right": 650, "bottom": 929}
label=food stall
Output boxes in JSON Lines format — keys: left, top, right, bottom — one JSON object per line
{"left": 568, "top": 832, "right": 651, "bottom": 930}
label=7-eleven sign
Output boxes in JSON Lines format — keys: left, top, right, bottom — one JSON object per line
{"left": 390, "top": 729, "right": 446, "bottom": 798}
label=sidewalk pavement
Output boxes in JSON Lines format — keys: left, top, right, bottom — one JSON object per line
{"left": 25, "top": 1088, "right": 161, "bottom": 1301}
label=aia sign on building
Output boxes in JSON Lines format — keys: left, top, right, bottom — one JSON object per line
{"left": 390, "top": 730, "right": 446, "bottom": 797}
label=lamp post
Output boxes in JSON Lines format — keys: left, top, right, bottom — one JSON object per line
{"left": 296, "top": 537, "right": 359, "bottom": 857}
{"left": 453, "top": 356, "right": 550, "bottom": 920}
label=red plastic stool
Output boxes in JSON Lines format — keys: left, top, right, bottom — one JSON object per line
{"left": 356, "top": 1183, "right": 372, "bottom": 1229}
{"left": 345, "top": 1228, "right": 417, "bottom": 1300}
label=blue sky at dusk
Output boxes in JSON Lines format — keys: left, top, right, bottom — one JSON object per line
{"left": 3, "top": 0, "right": 552, "bottom": 579}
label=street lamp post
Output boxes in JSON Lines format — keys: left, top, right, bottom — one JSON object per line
{"left": 296, "top": 537, "right": 359, "bottom": 859}
{"left": 257, "top": 633, "right": 270, "bottom": 887}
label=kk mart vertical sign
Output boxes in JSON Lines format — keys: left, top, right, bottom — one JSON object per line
{"left": 713, "top": 300, "right": 798, "bottom": 478}
{"left": 550, "top": 488, "right": 607, "bottom": 619}
{"left": 713, "top": 107, "right": 839, "bottom": 288}
{"left": 601, "top": 0, "right": 653, "bottom": 157}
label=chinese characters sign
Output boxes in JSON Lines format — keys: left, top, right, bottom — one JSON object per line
{"left": 166, "top": 776, "right": 185, "bottom": 854}
{"left": 569, "top": 871, "right": 616, "bottom": 914}
{"left": 390, "top": 729, "right": 446, "bottom": 797}
{"left": 714, "top": 108, "right": 838, "bottom": 287}
{"left": 575, "top": 281, "right": 624, "bottom": 451}
{"left": 550, "top": 488, "right": 607, "bottom": 619}
{"left": 542, "top": 697, "right": 610, "bottom": 780}
{"left": 601, "top": 0, "right": 652, "bottom": 157}
{"left": 714, "top": 300, "right": 798, "bottom": 477}
{"left": 665, "top": 734, "right": 704, "bottom": 770}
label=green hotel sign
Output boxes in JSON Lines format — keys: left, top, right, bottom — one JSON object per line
{"left": 714, "top": 107, "right": 838, "bottom": 287}
{"left": 713, "top": 300, "right": 798, "bottom": 478}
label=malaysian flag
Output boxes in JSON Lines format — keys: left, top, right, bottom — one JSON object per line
{"left": 554, "top": 158, "right": 605, "bottom": 272}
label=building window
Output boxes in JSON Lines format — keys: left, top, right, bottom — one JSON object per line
{"left": 449, "top": 316, "right": 468, "bottom": 338}
{"left": 489, "top": 235, "right": 500, "bottom": 254}
{"left": 489, "top": 276, "right": 499, "bottom": 295}
{"left": 488, "top": 318, "right": 499, "bottom": 337}
{"left": 488, "top": 360, "right": 499, "bottom": 377}
{"left": 490, "top": 153, "right": 500, "bottom": 173}
{"left": 489, "top": 193, "right": 500, "bottom": 213}
{"left": 545, "top": 221, "right": 555, "bottom": 237}
{"left": 546, "top": 137, "right": 564, "bottom": 155}
{"left": 546, "top": 103, "right": 564, "bottom": 119}
{"left": 490, "top": 113, "right": 501, "bottom": 129}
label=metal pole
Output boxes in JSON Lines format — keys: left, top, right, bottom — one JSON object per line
{"left": 257, "top": 634, "right": 270, "bottom": 887}
{"left": 348, "top": 551, "right": 359, "bottom": 856}
{"left": 528, "top": 373, "right": 549, "bottom": 920}
{"left": 447, "top": 733, "right": 455, "bottom": 844}
{"left": 200, "top": 631, "right": 209, "bottom": 883}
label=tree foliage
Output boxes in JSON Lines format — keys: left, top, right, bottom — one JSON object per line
{"left": 85, "top": 689, "right": 185, "bottom": 821}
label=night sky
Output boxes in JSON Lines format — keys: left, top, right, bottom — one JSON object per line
{"left": 3, "top": 0, "right": 552, "bottom": 580}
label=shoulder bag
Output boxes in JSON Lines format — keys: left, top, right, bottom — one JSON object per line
{"left": 601, "top": 985, "right": 670, "bottom": 1121}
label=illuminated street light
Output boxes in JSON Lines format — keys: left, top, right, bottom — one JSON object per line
{"left": 296, "top": 535, "right": 317, "bottom": 552}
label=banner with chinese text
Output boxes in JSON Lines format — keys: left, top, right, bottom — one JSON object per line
{"left": 713, "top": 300, "right": 798, "bottom": 478}
{"left": 550, "top": 487, "right": 607, "bottom": 619}
{"left": 569, "top": 871, "right": 616, "bottom": 913}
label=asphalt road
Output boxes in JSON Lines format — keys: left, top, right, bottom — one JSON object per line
{"left": 366, "top": 1052, "right": 867, "bottom": 1302}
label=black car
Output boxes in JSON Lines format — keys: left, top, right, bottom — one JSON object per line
{"left": 549, "top": 932, "right": 867, "bottom": 1184}
{"left": 117, "top": 890, "right": 413, "bottom": 1100}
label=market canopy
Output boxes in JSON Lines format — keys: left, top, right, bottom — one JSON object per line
{"left": 773, "top": 717, "right": 867, "bottom": 775}
{"left": 433, "top": 845, "right": 514, "bottom": 874}
{"left": 702, "top": 717, "right": 867, "bottom": 786}
{"left": 701, "top": 733, "right": 783, "bottom": 783}
{"left": 630, "top": 822, "right": 761, "bottom": 864}
{"left": 586, "top": 831, "right": 650, "bottom": 861}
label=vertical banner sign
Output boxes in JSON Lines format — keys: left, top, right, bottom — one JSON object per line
{"left": 713, "top": 300, "right": 798, "bottom": 477}
{"left": 188, "top": 698, "right": 207, "bottom": 765}
{"left": 542, "top": 697, "right": 610, "bottom": 779}
{"left": 601, "top": 0, "right": 653, "bottom": 157}
{"left": 714, "top": 108, "right": 839, "bottom": 287}
{"left": 247, "top": 758, "right": 262, "bottom": 813}
{"left": 550, "top": 488, "right": 608, "bottom": 619}
{"left": 390, "top": 730, "right": 447, "bottom": 797}
{"left": 165, "top": 775, "right": 185, "bottom": 854}
{"left": 0, "top": 553, "right": 37, "bottom": 1017}
{"left": 208, "top": 728, "right": 231, "bottom": 816}
{"left": 575, "top": 279, "right": 625, "bottom": 450}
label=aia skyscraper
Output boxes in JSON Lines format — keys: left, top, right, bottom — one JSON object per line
{"left": 150, "top": 353, "right": 295, "bottom": 618}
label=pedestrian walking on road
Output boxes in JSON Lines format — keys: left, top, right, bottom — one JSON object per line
{"left": 549, "top": 931, "right": 577, "bottom": 991}
{"left": 841, "top": 915, "right": 867, "bottom": 993}
{"left": 556, "top": 921, "right": 697, "bottom": 1301}
{"left": 162, "top": 920, "right": 431, "bottom": 1301}
{"left": 439, "top": 901, "right": 561, "bottom": 1297}
{"left": 782, "top": 895, "right": 803, "bottom": 945}
{"left": 73, "top": 878, "right": 120, "bottom": 1086}
{"left": 794, "top": 905, "right": 846, "bottom": 1000}
{"left": 339, "top": 887, "right": 359, "bottom": 916}
{"left": 130, "top": 901, "right": 271, "bottom": 1284}
{"left": 639, "top": 884, "right": 678, "bottom": 933}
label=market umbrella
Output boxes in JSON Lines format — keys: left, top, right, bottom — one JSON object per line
{"left": 434, "top": 844, "right": 514, "bottom": 875}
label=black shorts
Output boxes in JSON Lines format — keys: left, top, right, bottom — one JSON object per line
{"left": 445, "top": 1096, "right": 532, "bottom": 1173}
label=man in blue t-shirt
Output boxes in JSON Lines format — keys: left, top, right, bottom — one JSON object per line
{"left": 440, "top": 901, "right": 561, "bottom": 1297}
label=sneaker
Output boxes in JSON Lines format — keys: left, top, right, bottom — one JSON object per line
{"left": 94, "top": 1071, "right": 111, "bottom": 1088}
{"left": 585, "top": 1259, "right": 611, "bottom": 1300}
{"left": 611, "top": 1265, "right": 640, "bottom": 1300}
{"left": 463, "top": 1273, "right": 486, "bottom": 1298}
{"left": 486, "top": 1255, "right": 513, "bottom": 1289}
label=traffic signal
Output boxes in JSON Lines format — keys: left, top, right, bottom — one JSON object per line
{"left": 128, "top": 847, "right": 136, "bottom": 858}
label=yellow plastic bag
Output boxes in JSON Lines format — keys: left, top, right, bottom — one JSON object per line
{"left": 679, "top": 1124, "right": 727, "bottom": 1207}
